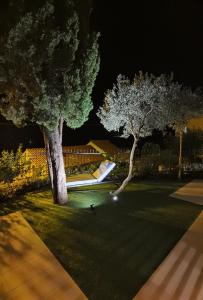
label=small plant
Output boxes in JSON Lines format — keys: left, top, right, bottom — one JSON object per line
{"left": 0, "top": 145, "right": 31, "bottom": 182}
{"left": 0, "top": 145, "right": 48, "bottom": 200}
{"left": 65, "top": 161, "right": 101, "bottom": 177}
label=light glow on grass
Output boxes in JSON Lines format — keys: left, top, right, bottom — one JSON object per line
{"left": 69, "top": 190, "right": 109, "bottom": 208}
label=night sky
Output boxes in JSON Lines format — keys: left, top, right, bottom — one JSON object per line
{"left": 0, "top": 0, "right": 203, "bottom": 150}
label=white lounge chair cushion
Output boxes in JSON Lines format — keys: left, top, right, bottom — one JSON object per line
{"left": 65, "top": 160, "right": 116, "bottom": 187}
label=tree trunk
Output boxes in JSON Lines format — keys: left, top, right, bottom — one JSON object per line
{"left": 178, "top": 130, "right": 183, "bottom": 180}
{"left": 43, "top": 126, "right": 68, "bottom": 205}
{"left": 112, "top": 136, "right": 137, "bottom": 196}
{"left": 58, "top": 117, "right": 63, "bottom": 145}
{"left": 43, "top": 129, "right": 53, "bottom": 190}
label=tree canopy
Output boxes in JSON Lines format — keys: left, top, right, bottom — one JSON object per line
{"left": 170, "top": 87, "right": 203, "bottom": 132}
{"left": 98, "top": 72, "right": 179, "bottom": 139}
{"left": 168, "top": 86, "right": 203, "bottom": 179}
{"left": 0, "top": 0, "right": 100, "bottom": 130}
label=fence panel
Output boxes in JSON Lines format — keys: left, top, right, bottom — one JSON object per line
{"left": 25, "top": 146, "right": 105, "bottom": 169}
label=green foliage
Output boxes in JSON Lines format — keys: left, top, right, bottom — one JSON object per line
{"left": 98, "top": 72, "right": 180, "bottom": 139}
{"left": 64, "top": 32, "right": 100, "bottom": 129}
{"left": 110, "top": 142, "right": 178, "bottom": 178}
{"left": 170, "top": 87, "right": 203, "bottom": 132}
{"left": 108, "top": 160, "right": 129, "bottom": 180}
{"left": 0, "top": 150, "right": 15, "bottom": 182}
{"left": 31, "top": 162, "right": 48, "bottom": 179}
{"left": 0, "top": 145, "right": 30, "bottom": 182}
{"left": 141, "top": 142, "right": 161, "bottom": 156}
{"left": 65, "top": 161, "right": 101, "bottom": 176}
{"left": 0, "top": 145, "right": 48, "bottom": 199}
{"left": 0, "top": 0, "right": 100, "bottom": 131}
{"left": 0, "top": 176, "right": 48, "bottom": 200}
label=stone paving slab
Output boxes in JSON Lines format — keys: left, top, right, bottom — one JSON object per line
{"left": 170, "top": 180, "right": 203, "bottom": 205}
{"left": 133, "top": 211, "right": 203, "bottom": 300}
{"left": 0, "top": 212, "right": 87, "bottom": 300}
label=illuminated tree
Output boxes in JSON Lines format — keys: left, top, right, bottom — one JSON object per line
{"left": 0, "top": 0, "right": 100, "bottom": 204}
{"left": 98, "top": 72, "right": 179, "bottom": 195}
{"left": 170, "top": 87, "right": 203, "bottom": 179}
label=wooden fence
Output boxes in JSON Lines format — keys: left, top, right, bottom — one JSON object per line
{"left": 25, "top": 145, "right": 104, "bottom": 169}
{"left": 63, "top": 148, "right": 103, "bottom": 168}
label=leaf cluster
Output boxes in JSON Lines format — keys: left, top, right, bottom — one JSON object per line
{"left": 0, "top": 0, "right": 100, "bottom": 130}
{"left": 98, "top": 72, "right": 203, "bottom": 139}
{"left": 98, "top": 72, "right": 180, "bottom": 139}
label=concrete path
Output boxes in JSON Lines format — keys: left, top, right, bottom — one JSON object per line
{"left": 170, "top": 180, "right": 203, "bottom": 205}
{"left": 0, "top": 212, "right": 87, "bottom": 300}
{"left": 133, "top": 211, "right": 203, "bottom": 300}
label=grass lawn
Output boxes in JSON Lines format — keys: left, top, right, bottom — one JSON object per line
{"left": 0, "top": 180, "right": 202, "bottom": 300}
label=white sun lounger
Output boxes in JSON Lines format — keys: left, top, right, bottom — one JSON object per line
{"left": 65, "top": 160, "right": 116, "bottom": 188}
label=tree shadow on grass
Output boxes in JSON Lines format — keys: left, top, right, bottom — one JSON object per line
{"left": 0, "top": 213, "right": 44, "bottom": 299}
{"left": 0, "top": 193, "right": 46, "bottom": 217}
{"left": 0, "top": 212, "right": 82, "bottom": 300}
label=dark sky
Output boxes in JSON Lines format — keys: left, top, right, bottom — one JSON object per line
{"left": 0, "top": 0, "right": 203, "bottom": 150}
{"left": 93, "top": 0, "right": 203, "bottom": 92}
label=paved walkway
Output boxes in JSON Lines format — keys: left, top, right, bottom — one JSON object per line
{"left": 170, "top": 180, "right": 203, "bottom": 205}
{"left": 0, "top": 212, "right": 87, "bottom": 300}
{"left": 133, "top": 211, "right": 203, "bottom": 300}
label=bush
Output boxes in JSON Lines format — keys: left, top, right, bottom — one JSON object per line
{"left": 107, "top": 161, "right": 129, "bottom": 180}
{"left": 65, "top": 161, "right": 101, "bottom": 176}
{"left": 0, "top": 145, "right": 31, "bottom": 182}
{"left": 109, "top": 142, "right": 179, "bottom": 180}
{"left": 0, "top": 145, "right": 48, "bottom": 200}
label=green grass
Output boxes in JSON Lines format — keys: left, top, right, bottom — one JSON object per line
{"left": 0, "top": 181, "right": 201, "bottom": 300}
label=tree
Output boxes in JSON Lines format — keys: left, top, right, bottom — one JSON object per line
{"left": 170, "top": 87, "right": 203, "bottom": 179}
{"left": 183, "top": 129, "right": 203, "bottom": 163}
{"left": 0, "top": 0, "right": 100, "bottom": 204}
{"left": 97, "top": 72, "right": 178, "bottom": 195}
